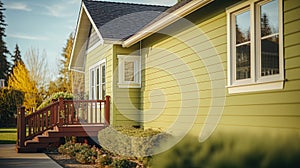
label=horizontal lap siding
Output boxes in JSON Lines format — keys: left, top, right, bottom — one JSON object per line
{"left": 85, "top": 44, "right": 113, "bottom": 98}
{"left": 141, "top": 12, "right": 227, "bottom": 133}
{"left": 112, "top": 44, "right": 141, "bottom": 126}
{"left": 141, "top": 0, "right": 300, "bottom": 136}
{"left": 219, "top": 0, "right": 300, "bottom": 134}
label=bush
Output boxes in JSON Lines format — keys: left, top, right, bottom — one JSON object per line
{"left": 112, "top": 158, "right": 137, "bottom": 168}
{"left": 96, "top": 154, "right": 113, "bottom": 167}
{"left": 37, "top": 92, "right": 73, "bottom": 110}
{"left": 75, "top": 145, "right": 98, "bottom": 164}
{"left": 152, "top": 131, "right": 300, "bottom": 168}
{"left": 0, "top": 88, "right": 24, "bottom": 127}
{"left": 98, "top": 126, "right": 170, "bottom": 158}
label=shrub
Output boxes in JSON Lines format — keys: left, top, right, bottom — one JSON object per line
{"left": 96, "top": 154, "right": 113, "bottom": 167}
{"left": 0, "top": 88, "right": 24, "bottom": 127}
{"left": 98, "top": 126, "right": 170, "bottom": 158}
{"left": 152, "top": 131, "right": 300, "bottom": 168}
{"left": 37, "top": 92, "right": 73, "bottom": 110}
{"left": 111, "top": 158, "right": 137, "bottom": 168}
{"left": 75, "top": 145, "right": 98, "bottom": 164}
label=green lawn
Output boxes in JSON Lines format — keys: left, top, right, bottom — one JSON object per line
{"left": 0, "top": 128, "right": 17, "bottom": 144}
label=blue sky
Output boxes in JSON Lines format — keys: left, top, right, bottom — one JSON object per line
{"left": 3, "top": 0, "right": 176, "bottom": 79}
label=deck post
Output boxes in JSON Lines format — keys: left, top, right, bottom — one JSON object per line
{"left": 58, "top": 97, "right": 64, "bottom": 126}
{"left": 105, "top": 96, "right": 110, "bottom": 125}
{"left": 17, "top": 106, "right": 26, "bottom": 147}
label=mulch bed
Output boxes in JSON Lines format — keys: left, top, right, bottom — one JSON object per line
{"left": 47, "top": 153, "right": 96, "bottom": 168}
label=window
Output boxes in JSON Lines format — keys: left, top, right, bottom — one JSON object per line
{"left": 118, "top": 55, "right": 141, "bottom": 88}
{"left": 227, "top": 0, "right": 283, "bottom": 94}
{"left": 0, "top": 79, "right": 5, "bottom": 88}
{"left": 89, "top": 60, "right": 106, "bottom": 100}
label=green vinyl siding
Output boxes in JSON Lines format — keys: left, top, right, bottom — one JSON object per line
{"left": 85, "top": 43, "right": 113, "bottom": 97}
{"left": 111, "top": 44, "right": 141, "bottom": 126}
{"left": 140, "top": 0, "right": 300, "bottom": 136}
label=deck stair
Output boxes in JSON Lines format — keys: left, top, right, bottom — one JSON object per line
{"left": 16, "top": 96, "right": 110, "bottom": 153}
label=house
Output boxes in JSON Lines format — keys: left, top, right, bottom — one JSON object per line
{"left": 70, "top": 0, "right": 300, "bottom": 140}
{"left": 17, "top": 0, "right": 300, "bottom": 152}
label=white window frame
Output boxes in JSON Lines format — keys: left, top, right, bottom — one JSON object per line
{"left": 227, "top": 0, "right": 284, "bottom": 94}
{"left": 117, "top": 55, "right": 141, "bottom": 88}
{"left": 89, "top": 59, "right": 106, "bottom": 100}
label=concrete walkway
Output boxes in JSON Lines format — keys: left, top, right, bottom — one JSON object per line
{"left": 0, "top": 144, "right": 62, "bottom": 168}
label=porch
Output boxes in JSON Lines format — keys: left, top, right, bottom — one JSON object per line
{"left": 16, "top": 96, "right": 110, "bottom": 153}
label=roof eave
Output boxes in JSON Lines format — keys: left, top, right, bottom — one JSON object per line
{"left": 69, "top": 2, "right": 105, "bottom": 72}
{"left": 122, "top": 0, "right": 214, "bottom": 48}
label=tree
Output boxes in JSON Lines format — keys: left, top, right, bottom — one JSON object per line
{"left": 0, "top": 0, "right": 10, "bottom": 82}
{"left": 58, "top": 34, "right": 73, "bottom": 93}
{"left": 11, "top": 44, "right": 23, "bottom": 75}
{"left": 12, "top": 44, "right": 23, "bottom": 65}
{"left": 25, "top": 48, "right": 50, "bottom": 91}
{"left": 8, "top": 61, "right": 38, "bottom": 114}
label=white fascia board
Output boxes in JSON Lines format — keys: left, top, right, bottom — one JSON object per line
{"left": 69, "top": 2, "right": 84, "bottom": 71}
{"left": 122, "top": 0, "right": 214, "bottom": 48}
{"left": 82, "top": 3, "right": 104, "bottom": 45}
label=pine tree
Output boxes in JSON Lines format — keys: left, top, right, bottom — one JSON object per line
{"left": 11, "top": 44, "right": 23, "bottom": 73}
{"left": 0, "top": 0, "right": 10, "bottom": 82}
{"left": 12, "top": 44, "right": 22, "bottom": 65}
{"left": 8, "top": 61, "right": 38, "bottom": 114}
{"left": 59, "top": 34, "right": 74, "bottom": 93}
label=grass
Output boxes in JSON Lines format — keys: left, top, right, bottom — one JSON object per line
{"left": 0, "top": 128, "right": 17, "bottom": 144}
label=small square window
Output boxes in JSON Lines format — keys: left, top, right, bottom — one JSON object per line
{"left": 118, "top": 55, "right": 141, "bottom": 88}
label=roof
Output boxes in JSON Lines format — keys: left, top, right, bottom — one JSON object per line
{"left": 123, "top": 0, "right": 214, "bottom": 47}
{"left": 83, "top": 0, "right": 169, "bottom": 41}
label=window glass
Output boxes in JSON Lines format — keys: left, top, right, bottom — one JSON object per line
{"left": 235, "top": 10, "right": 251, "bottom": 80}
{"left": 260, "top": 0, "right": 279, "bottom": 76}
{"left": 124, "top": 61, "right": 135, "bottom": 82}
{"left": 91, "top": 70, "right": 95, "bottom": 99}
{"left": 101, "top": 65, "right": 106, "bottom": 100}
{"left": 236, "top": 10, "right": 251, "bottom": 44}
{"left": 261, "top": 0, "right": 279, "bottom": 37}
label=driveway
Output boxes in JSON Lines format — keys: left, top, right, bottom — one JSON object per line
{"left": 0, "top": 144, "right": 62, "bottom": 168}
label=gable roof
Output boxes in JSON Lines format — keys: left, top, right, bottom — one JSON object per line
{"left": 83, "top": 0, "right": 168, "bottom": 41}
{"left": 123, "top": 0, "right": 214, "bottom": 47}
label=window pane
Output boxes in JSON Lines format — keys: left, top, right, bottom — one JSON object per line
{"left": 236, "top": 10, "right": 251, "bottom": 44}
{"left": 91, "top": 71, "right": 94, "bottom": 86}
{"left": 102, "top": 65, "right": 106, "bottom": 83}
{"left": 102, "top": 84, "right": 106, "bottom": 100}
{"left": 124, "top": 61, "right": 135, "bottom": 82}
{"left": 261, "top": 35, "right": 279, "bottom": 76}
{"left": 96, "top": 68, "right": 100, "bottom": 85}
{"left": 96, "top": 86, "right": 99, "bottom": 100}
{"left": 236, "top": 44, "right": 251, "bottom": 80}
{"left": 261, "top": 0, "right": 278, "bottom": 37}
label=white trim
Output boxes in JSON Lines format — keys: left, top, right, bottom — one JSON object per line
{"left": 122, "top": 0, "right": 214, "bottom": 47}
{"left": 88, "top": 59, "right": 106, "bottom": 71}
{"left": 82, "top": 3, "right": 104, "bottom": 45}
{"left": 89, "top": 59, "right": 106, "bottom": 100}
{"left": 86, "top": 41, "right": 102, "bottom": 54}
{"left": 117, "top": 55, "right": 141, "bottom": 88}
{"left": 69, "top": 2, "right": 84, "bottom": 71}
{"left": 227, "top": 0, "right": 284, "bottom": 94}
{"left": 228, "top": 80, "right": 284, "bottom": 94}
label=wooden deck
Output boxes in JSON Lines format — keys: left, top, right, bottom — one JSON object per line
{"left": 16, "top": 96, "right": 110, "bottom": 153}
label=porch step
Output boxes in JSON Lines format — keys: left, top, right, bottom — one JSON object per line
{"left": 17, "top": 125, "right": 106, "bottom": 153}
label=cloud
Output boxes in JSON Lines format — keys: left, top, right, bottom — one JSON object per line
{"left": 8, "top": 33, "right": 48, "bottom": 41}
{"left": 5, "top": 2, "right": 31, "bottom": 11}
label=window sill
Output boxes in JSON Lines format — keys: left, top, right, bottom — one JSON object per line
{"left": 118, "top": 83, "right": 141, "bottom": 89}
{"left": 227, "top": 80, "right": 284, "bottom": 94}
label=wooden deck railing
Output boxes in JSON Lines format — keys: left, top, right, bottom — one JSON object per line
{"left": 17, "top": 96, "right": 110, "bottom": 147}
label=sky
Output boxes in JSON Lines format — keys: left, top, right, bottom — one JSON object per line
{"left": 3, "top": 0, "right": 177, "bottom": 79}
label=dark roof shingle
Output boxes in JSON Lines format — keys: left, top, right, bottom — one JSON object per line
{"left": 83, "top": 0, "right": 168, "bottom": 41}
